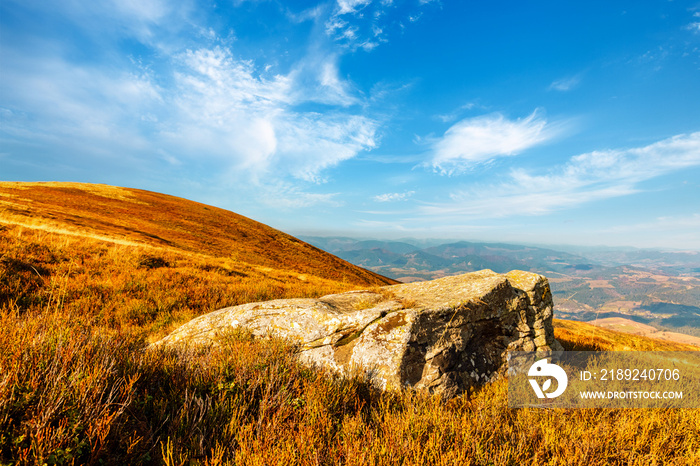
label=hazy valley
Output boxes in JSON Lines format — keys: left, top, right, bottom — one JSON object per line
{"left": 301, "top": 236, "right": 700, "bottom": 342}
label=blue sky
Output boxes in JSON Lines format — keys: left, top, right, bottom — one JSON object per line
{"left": 1, "top": 0, "right": 700, "bottom": 249}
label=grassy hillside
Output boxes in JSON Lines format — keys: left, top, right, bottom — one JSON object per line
{"left": 553, "top": 318, "right": 699, "bottom": 351}
{"left": 0, "top": 182, "right": 396, "bottom": 287}
{"left": 0, "top": 223, "right": 387, "bottom": 340}
{"left": 583, "top": 317, "right": 700, "bottom": 347}
{"left": 1, "top": 183, "right": 698, "bottom": 465}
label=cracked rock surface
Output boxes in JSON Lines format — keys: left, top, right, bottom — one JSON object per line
{"left": 154, "top": 269, "right": 563, "bottom": 397}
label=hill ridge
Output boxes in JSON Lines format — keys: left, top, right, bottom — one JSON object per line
{"left": 0, "top": 182, "right": 396, "bottom": 287}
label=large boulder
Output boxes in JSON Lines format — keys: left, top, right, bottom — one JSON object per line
{"left": 154, "top": 270, "right": 563, "bottom": 397}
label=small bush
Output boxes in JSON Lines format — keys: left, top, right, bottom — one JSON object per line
{"left": 138, "top": 255, "right": 170, "bottom": 269}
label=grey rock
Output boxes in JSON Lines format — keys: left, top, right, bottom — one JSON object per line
{"left": 153, "top": 269, "right": 564, "bottom": 397}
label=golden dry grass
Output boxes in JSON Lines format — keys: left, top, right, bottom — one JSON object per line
{"left": 3, "top": 305, "right": 699, "bottom": 465}
{"left": 0, "top": 224, "right": 371, "bottom": 341}
{"left": 1, "top": 182, "right": 699, "bottom": 465}
{"left": 553, "top": 318, "right": 699, "bottom": 352}
{"left": 0, "top": 182, "right": 396, "bottom": 287}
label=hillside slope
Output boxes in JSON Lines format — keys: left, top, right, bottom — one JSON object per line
{"left": 2, "top": 184, "right": 699, "bottom": 465}
{"left": 0, "top": 182, "right": 396, "bottom": 286}
{"left": 584, "top": 317, "right": 700, "bottom": 347}
{"left": 553, "top": 318, "right": 700, "bottom": 351}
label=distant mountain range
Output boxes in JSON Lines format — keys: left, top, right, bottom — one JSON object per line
{"left": 300, "top": 236, "right": 700, "bottom": 339}
{"left": 301, "top": 236, "right": 700, "bottom": 278}
{"left": 301, "top": 236, "right": 604, "bottom": 279}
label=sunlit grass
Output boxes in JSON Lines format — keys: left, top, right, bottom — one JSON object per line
{"left": 0, "top": 182, "right": 396, "bottom": 287}
{"left": 0, "top": 224, "right": 369, "bottom": 341}
{"left": 1, "top": 182, "right": 699, "bottom": 464}
{"left": 3, "top": 307, "right": 699, "bottom": 465}
{"left": 554, "top": 318, "right": 699, "bottom": 351}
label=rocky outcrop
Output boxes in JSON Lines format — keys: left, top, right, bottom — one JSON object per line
{"left": 154, "top": 270, "right": 563, "bottom": 397}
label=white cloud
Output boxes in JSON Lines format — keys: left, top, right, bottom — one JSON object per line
{"left": 434, "top": 102, "right": 477, "bottom": 123}
{"left": 2, "top": 0, "right": 384, "bottom": 210}
{"left": 1, "top": 32, "right": 378, "bottom": 187}
{"left": 606, "top": 213, "right": 700, "bottom": 233}
{"left": 338, "top": 0, "right": 373, "bottom": 15}
{"left": 163, "top": 46, "right": 377, "bottom": 182}
{"left": 319, "top": 59, "right": 358, "bottom": 105}
{"left": 429, "top": 110, "right": 560, "bottom": 174}
{"left": 30, "top": 0, "right": 183, "bottom": 46}
{"left": 274, "top": 113, "right": 377, "bottom": 182}
{"left": 548, "top": 75, "right": 581, "bottom": 92}
{"left": 0, "top": 46, "right": 162, "bottom": 156}
{"left": 422, "top": 132, "right": 700, "bottom": 219}
{"left": 325, "top": 0, "right": 436, "bottom": 51}
{"left": 287, "top": 52, "right": 361, "bottom": 107}
{"left": 598, "top": 213, "right": 700, "bottom": 250}
{"left": 374, "top": 191, "right": 415, "bottom": 202}
{"left": 286, "top": 5, "right": 324, "bottom": 23}
{"left": 257, "top": 182, "right": 343, "bottom": 209}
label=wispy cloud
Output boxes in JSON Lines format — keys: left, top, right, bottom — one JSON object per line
{"left": 289, "top": 53, "right": 361, "bottom": 106}
{"left": 336, "top": 0, "right": 373, "bottom": 15}
{"left": 152, "top": 46, "right": 378, "bottom": 183}
{"left": 688, "top": 11, "right": 700, "bottom": 33}
{"left": 598, "top": 213, "right": 700, "bottom": 249}
{"left": 286, "top": 5, "right": 324, "bottom": 23}
{"left": 25, "top": 0, "right": 190, "bottom": 49}
{"left": 434, "top": 102, "right": 477, "bottom": 123}
{"left": 548, "top": 75, "right": 581, "bottom": 92}
{"left": 1, "top": 6, "right": 379, "bottom": 190}
{"left": 605, "top": 213, "right": 700, "bottom": 234}
{"left": 325, "top": 0, "right": 438, "bottom": 51}
{"left": 111, "top": 0, "right": 170, "bottom": 23}
{"left": 422, "top": 132, "right": 700, "bottom": 218}
{"left": 257, "top": 182, "right": 343, "bottom": 209}
{"left": 428, "top": 110, "right": 562, "bottom": 174}
{"left": 0, "top": 48, "right": 162, "bottom": 157}
{"left": 374, "top": 190, "right": 415, "bottom": 202}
